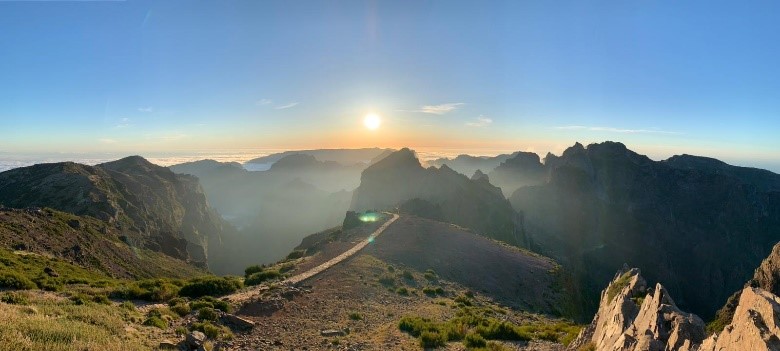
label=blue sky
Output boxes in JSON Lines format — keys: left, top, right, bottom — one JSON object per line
{"left": 1, "top": 0, "right": 779, "bottom": 170}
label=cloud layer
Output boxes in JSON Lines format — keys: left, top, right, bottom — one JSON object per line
{"left": 555, "top": 125, "right": 681, "bottom": 135}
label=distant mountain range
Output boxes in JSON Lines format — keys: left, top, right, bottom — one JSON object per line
{"left": 244, "top": 148, "right": 393, "bottom": 170}
{"left": 427, "top": 152, "right": 519, "bottom": 178}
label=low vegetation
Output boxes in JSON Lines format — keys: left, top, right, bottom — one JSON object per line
{"left": 607, "top": 271, "right": 633, "bottom": 302}
{"left": 398, "top": 292, "right": 582, "bottom": 349}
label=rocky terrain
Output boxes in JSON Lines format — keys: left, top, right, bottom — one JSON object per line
{"left": 509, "top": 141, "right": 780, "bottom": 319}
{"left": 0, "top": 207, "right": 204, "bottom": 278}
{"left": 0, "top": 156, "right": 233, "bottom": 272}
{"left": 569, "top": 242, "right": 780, "bottom": 351}
{"left": 351, "top": 148, "right": 525, "bottom": 247}
{"left": 218, "top": 214, "right": 580, "bottom": 350}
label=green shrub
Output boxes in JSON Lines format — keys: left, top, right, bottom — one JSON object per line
{"left": 387, "top": 265, "right": 395, "bottom": 273}
{"left": 245, "top": 270, "right": 281, "bottom": 286}
{"left": 191, "top": 322, "right": 233, "bottom": 340}
{"left": 143, "top": 316, "right": 168, "bottom": 329}
{"left": 190, "top": 299, "right": 214, "bottom": 311}
{"left": 278, "top": 263, "right": 295, "bottom": 273}
{"left": 476, "top": 320, "right": 531, "bottom": 341}
{"left": 378, "top": 274, "right": 396, "bottom": 287}
{"left": 419, "top": 331, "right": 446, "bottom": 348}
{"left": 175, "top": 326, "right": 187, "bottom": 336}
{"left": 167, "top": 297, "right": 188, "bottom": 307}
{"left": 33, "top": 275, "right": 63, "bottom": 291}
{"left": 0, "top": 292, "right": 29, "bottom": 305}
{"left": 465, "top": 331, "right": 487, "bottom": 347}
{"left": 396, "top": 287, "right": 409, "bottom": 296}
{"left": 179, "top": 276, "right": 242, "bottom": 298}
{"left": 198, "top": 307, "right": 219, "bottom": 321}
{"left": 92, "top": 294, "right": 111, "bottom": 305}
{"left": 349, "top": 312, "right": 363, "bottom": 320}
{"left": 424, "top": 269, "right": 437, "bottom": 281}
{"left": 578, "top": 342, "right": 596, "bottom": 351}
{"left": 607, "top": 272, "right": 632, "bottom": 302}
{"left": 171, "top": 302, "right": 192, "bottom": 317}
{"left": 401, "top": 270, "right": 414, "bottom": 280}
{"left": 285, "top": 250, "right": 306, "bottom": 260}
{"left": 244, "top": 265, "right": 265, "bottom": 277}
{"left": 0, "top": 272, "right": 37, "bottom": 290}
{"left": 119, "top": 301, "right": 136, "bottom": 311}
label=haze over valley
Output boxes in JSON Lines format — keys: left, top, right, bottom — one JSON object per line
{"left": 2, "top": 1, "right": 780, "bottom": 350}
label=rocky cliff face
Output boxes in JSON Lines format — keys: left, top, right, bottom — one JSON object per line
{"left": 0, "top": 156, "right": 230, "bottom": 269}
{"left": 510, "top": 141, "right": 780, "bottom": 319}
{"left": 351, "top": 148, "right": 525, "bottom": 246}
{"left": 572, "top": 248, "right": 780, "bottom": 351}
{"left": 487, "top": 151, "right": 547, "bottom": 196}
{"left": 569, "top": 267, "right": 705, "bottom": 351}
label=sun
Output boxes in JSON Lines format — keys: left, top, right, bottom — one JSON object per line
{"left": 363, "top": 113, "right": 381, "bottom": 130}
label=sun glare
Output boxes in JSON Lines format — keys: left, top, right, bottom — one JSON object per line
{"left": 363, "top": 113, "right": 381, "bottom": 130}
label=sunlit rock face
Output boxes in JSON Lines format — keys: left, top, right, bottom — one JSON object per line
{"left": 699, "top": 287, "right": 780, "bottom": 351}
{"left": 351, "top": 148, "right": 525, "bottom": 247}
{"left": 572, "top": 244, "right": 780, "bottom": 351}
{"left": 569, "top": 268, "right": 706, "bottom": 351}
{"left": 510, "top": 141, "right": 780, "bottom": 320}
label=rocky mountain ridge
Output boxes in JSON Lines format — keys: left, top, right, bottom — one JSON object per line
{"left": 350, "top": 148, "right": 525, "bottom": 247}
{"left": 509, "top": 141, "right": 780, "bottom": 319}
{"left": 0, "top": 156, "right": 231, "bottom": 270}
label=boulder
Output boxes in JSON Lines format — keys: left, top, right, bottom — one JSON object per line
{"left": 320, "top": 329, "right": 346, "bottom": 337}
{"left": 185, "top": 331, "right": 206, "bottom": 349}
{"left": 221, "top": 313, "right": 255, "bottom": 330}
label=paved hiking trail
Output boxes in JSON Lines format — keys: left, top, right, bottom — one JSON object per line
{"left": 227, "top": 213, "right": 399, "bottom": 303}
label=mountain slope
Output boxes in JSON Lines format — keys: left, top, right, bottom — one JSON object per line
{"left": 0, "top": 207, "right": 204, "bottom": 278}
{"left": 509, "top": 141, "right": 780, "bottom": 319}
{"left": 0, "top": 156, "right": 231, "bottom": 270}
{"left": 350, "top": 148, "right": 525, "bottom": 247}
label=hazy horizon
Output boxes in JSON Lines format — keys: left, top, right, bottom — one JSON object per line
{"left": 2, "top": 0, "right": 779, "bottom": 172}
{"left": 2, "top": 142, "right": 779, "bottom": 174}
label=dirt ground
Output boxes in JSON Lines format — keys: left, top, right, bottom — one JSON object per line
{"left": 220, "top": 215, "right": 570, "bottom": 351}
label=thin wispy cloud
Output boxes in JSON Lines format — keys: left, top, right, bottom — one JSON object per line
{"left": 275, "top": 102, "right": 299, "bottom": 110}
{"left": 256, "top": 99, "right": 273, "bottom": 106}
{"left": 115, "top": 117, "right": 131, "bottom": 129}
{"left": 555, "top": 125, "right": 681, "bottom": 135}
{"left": 466, "top": 115, "right": 493, "bottom": 127}
{"left": 98, "top": 138, "right": 117, "bottom": 144}
{"left": 414, "top": 102, "right": 464, "bottom": 115}
{"left": 138, "top": 107, "right": 153, "bottom": 113}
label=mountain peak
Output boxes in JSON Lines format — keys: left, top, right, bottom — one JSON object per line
{"left": 365, "top": 148, "right": 421, "bottom": 172}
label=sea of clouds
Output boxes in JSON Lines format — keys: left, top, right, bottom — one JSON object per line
{"left": 0, "top": 148, "right": 479, "bottom": 173}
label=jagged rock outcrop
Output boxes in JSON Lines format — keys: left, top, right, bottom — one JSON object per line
{"left": 510, "top": 141, "right": 780, "bottom": 319}
{"left": 0, "top": 156, "right": 231, "bottom": 269}
{"left": 574, "top": 252, "right": 780, "bottom": 351}
{"left": 487, "top": 151, "right": 547, "bottom": 196}
{"left": 570, "top": 267, "right": 705, "bottom": 351}
{"left": 350, "top": 148, "right": 525, "bottom": 246}
{"left": 699, "top": 287, "right": 780, "bottom": 351}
